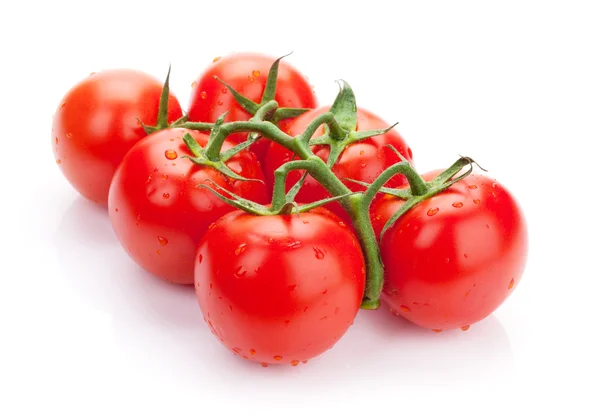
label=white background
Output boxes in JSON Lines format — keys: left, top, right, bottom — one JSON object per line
{"left": 2, "top": 1, "right": 599, "bottom": 416}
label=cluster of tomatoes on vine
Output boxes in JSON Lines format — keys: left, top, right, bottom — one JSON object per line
{"left": 52, "top": 53, "right": 528, "bottom": 367}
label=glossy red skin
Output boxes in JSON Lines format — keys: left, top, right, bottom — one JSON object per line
{"left": 263, "top": 107, "right": 413, "bottom": 224}
{"left": 371, "top": 172, "right": 528, "bottom": 330}
{"left": 187, "top": 53, "right": 318, "bottom": 161}
{"left": 195, "top": 209, "right": 365, "bottom": 366}
{"left": 109, "top": 128, "right": 268, "bottom": 285}
{"left": 52, "top": 69, "right": 183, "bottom": 205}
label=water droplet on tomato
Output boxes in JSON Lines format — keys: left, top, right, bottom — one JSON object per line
{"left": 213, "top": 56, "right": 221, "bottom": 62}
{"left": 252, "top": 70, "right": 261, "bottom": 77}
{"left": 492, "top": 183, "right": 499, "bottom": 189}
{"left": 427, "top": 207, "right": 439, "bottom": 216}
{"left": 209, "top": 222, "right": 217, "bottom": 230}
{"left": 485, "top": 224, "right": 490, "bottom": 229}
{"left": 67, "top": 133, "right": 72, "bottom": 138}
{"left": 461, "top": 325, "right": 470, "bottom": 331}
{"left": 165, "top": 149, "right": 178, "bottom": 160}
{"left": 508, "top": 278, "right": 515, "bottom": 289}
{"left": 268, "top": 237, "right": 275, "bottom": 243}
{"left": 161, "top": 174, "right": 168, "bottom": 180}
{"left": 313, "top": 247, "right": 325, "bottom": 259}
{"left": 322, "top": 289, "right": 328, "bottom": 295}
{"left": 464, "top": 253, "right": 468, "bottom": 258}
{"left": 156, "top": 250, "right": 161, "bottom": 255}
{"left": 452, "top": 202, "right": 463, "bottom": 208}
{"left": 260, "top": 362, "right": 268, "bottom": 368}
{"left": 228, "top": 305, "right": 233, "bottom": 312}
{"left": 400, "top": 305, "right": 411, "bottom": 313}
{"left": 232, "top": 346, "right": 242, "bottom": 354}
{"left": 233, "top": 266, "right": 247, "bottom": 278}
{"left": 302, "top": 220, "right": 309, "bottom": 224}
{"left": 304, "top": 306, "right": 309, "bottom": 312}
{"left": 56, "top": 159, "right": 61, "bottom": 165}
{"left": 320, "top": 316, "right": 328, "bottom": 321}
{"left": 209, "top": 283, "right": 213, "bottom": 290}
{"left": 338, "top": 221, "right": 346, "bottom": 227}
{"left": 302, "top": 360, "right": 308, "bottom": 364}
{"left": 468, "top": 184, "right": 477, "bottom": 189}
{"left": 248, "top": 75, "right": 255, "bottom": 82}
{"left": 60, "top": 102, "right": 66, "bottom": 109}
{"left": 217, "top": 100, "right": 224, "bottom": 106}
{"left": 360, "top": 162, "right": 366, "bottom": 168}
{"left": 285, "top": 240, "right": 302, "bottom": 249}
{"left": 55, "top": 137, "right": 59, "bottom": 144}
{"left": 445, "top": 258, "right": 450, "bottom": 263}
{"left": 290, "top": 360, "right": 299, "bottom": 367}
{"left": 200, "top": 91, "right": 207, "bottom": 99}
{"left": 162, "top": 192, "right": 170, "bottom": 199}
{"left": 249, "top": 348, "right": 256, "bottom": 356}
{"left": 157, "top": 236, "right": 168, "bottom": 246}
{"left": 235, "top": 243, "right": 247, "bottom": 255}
{"left": 473, "top": 199, "right": 481, "bottom": 204}
{"left": 288, "top": 284, "right": 297, "bottom": 291}
{"left": 432, "top": 329, "right": 443, "bottom": 333}
{"left": 191, "top": 81, "right": 197, "bottom": 88}
{"left": 284, "top": 319, "right": 291, "bottom": 326}
{"left": 360, "top": 150, "right": 365, "bottom": 155}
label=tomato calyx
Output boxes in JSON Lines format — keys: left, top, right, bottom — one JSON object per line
{"left": 351, "top": 146, "right": 483, "bottom": 240}
{"left": 138, "top": 66, "right": 188, "bottom": 135}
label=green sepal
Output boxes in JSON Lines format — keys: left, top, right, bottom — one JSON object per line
{"left": 273, "top": 107, "right": 311, "bottom": 123}
{"left": 329, "top": 80, "right": 358, "bottom": 132}
{"left": 213, "top": 76, "right": 260, "bottom": 115}
{"left": 261, "top": 53, "right": 292, "bottom": 104}
{"left": 156, "top": 65, "right": 172, "bottom": 129}
{"left": 182, "top": 133, "right": 203, "bottom": 157}
{"left": 198, "top": 181, "right": 272, "bottom": 216}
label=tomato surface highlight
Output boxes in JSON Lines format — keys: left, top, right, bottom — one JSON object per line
{"left": 195, "top": 209, "right": 365, "bottom": 365}
{"left": 52, "top": 69, "right": 182, "bottom": 204}
{"left": 109, "top": 128, "right": 268, "bottom": 284}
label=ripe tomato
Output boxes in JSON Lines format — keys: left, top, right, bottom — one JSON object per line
{"left": 108, "top": 128, "right": 268, "bottom": 285}
{"left": 52, "top": 69, "right": 183, "bottom": 205}
{"left": 187, "top": 53, "right": 318, "bottom": 160}
{"left": 263, "top": 107, "right": 413, "bottom": 223}
{"left": 195, "top": 208, "right": 365, "bottom": 366}
{"left": 371, "top": 172, "right": 528, "bottom": 331}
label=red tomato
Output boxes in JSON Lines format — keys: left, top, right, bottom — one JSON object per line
{"left": 108, "top": 128, "right": 268, "bottom": 285}
{"left": 371, "top": 172, "right": 528, "bottom": 331}
{"left": 263, "top": 107, "right": 413, "bottom": 223}
{"left": 52, "top": 69, "right": 183, "bottom": 205}
{"left": 195, "top": 209, "right": 365, "bottom": 366}
{"left": 187, "top": 53, "right": 318, "bottom": 160}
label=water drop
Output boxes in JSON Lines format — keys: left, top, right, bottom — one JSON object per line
{"left": 322, "top": 289, "right": 328, "bottom": 295}
{"left": 169, "top": 137, "right": 175, "bottom": 142}
{"left": 191, "top": 81, "right": 197, "bottom": 88}
{"left": 445, "top": 258, "right": 450, "bottom": 263}
{"left": 228, "top": 305, "right": 233, "bottom": 312}
{"left": 284, "top": 320, "right": 290, "bottom": 326}
{"left": 508, "top": 278, "right": 515, "bottom": 289}
{"left": 60, "top": 102, "right": 66, "bottom": 109}
{"left": 55, "top": 137, "right": 59, "bottom": 144}
{"left": 200, "top": 91, "right": 207, "bottom": 99}
{"left": 313, "top": 247, "right": 325, "bottom": 260}
{"left": 285, "top": 239, "right": 302, "bottom": 249}
{"left": 461, "top": 325, "right": 470, "bottom": 331}
{"left": 338, "top": 221, "right": 346, "bottom": 228}
{"left": 161, "top": 174, "right": 168, "bottom": 180}
{"left": 56, "top": 159, "right": 61, "bottom": 165}
{"left": 468, "top": 184, "right": 477, "bottom": 189}
{"left": 260, "top": 362, "right": 269, "bottom": 368}
{"left": 432, "top": 329, "right": 443, "bottom": 333}
{"left": 233, "top": 266, "right": 247, "bottom": 278}
{"left": 232, "top": 347, "right": 241, "bottom": 354}
{"left": 427, "top": 207, "right": 439, "bottom": 216}
{"left": 359, "top": 150, "right": 364, "bottom": 155}
{"left": 464, "top": 253, "right": 468, "bottom": 258}
{"left": 492, "top": 183, "right": 499, "bottom": 189}
{"left": 154, "top": 167, "right": 159, "bottom": 172}
{"left": 290, "top": 360, "right": 299, "bottom": 367}
{"left": 165, "top": 149, "right": 178, "bottom": 160}
{"left": 156, "top": 250, "right": 161, "bottom": 255}
{"left": 157, "top": 236, "right": 168, "bottom": 246}
{"left": 248, "top": 75, "right": 255, "bottom": 82}
{"left": 400, "top": 305, "right": 411, "bottom": 313}
{"left": 473, "top": 199, "right": 481, "bottom": 204}
{"left": 303, "top": 306, "right": 309, "bottom": 312}
{"left": 235, "top": 243, "right": 247, "bottom": 255}
{"left": 452, "top": 202, "right": 463, "bottom": 208}
{"left": 163, "top": 192, "right": 170, "bottom": 199}
{"left": 303, "top": 220, "right": 309, "bottom": 224}
{"left": 302, "top": 360, "right": 308, "bottom": 364}
{"left": 252, "top": 70, "right": 261, "bottom": 77}
{"left": 209, "top": 222, "right": 217, "bottom": 230}
{"left": 249, "top": 348, "right": 256, "bottom": 356}
{"left": 268, "top": 237, "right": 275, "bottom": 243}
{"left": 67, "top": 133, "right": 72, "bottom": 138}
{"left": 288, "top": 284, "right": 297, "bottom": 291}
{"left": 217, "top": 100, "right": 224, "bottom": 106}
{"left": 213, "top": 56, "right": 221, "bottom": 62}
{"left": 485, "top": 224, "right": 490, "bottom": 229}
{"left": 320, "top": 316, "right": 328, "bottom": 321}
{"left": 114, "top": 208, "right": 119, "bottom": 212}
{"left": 360, "top": 162, "right": 366, "bottom": 168}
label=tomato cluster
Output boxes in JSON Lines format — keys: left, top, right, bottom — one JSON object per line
{"left": 52, "top": 53, "right": 528, "bottom": 367}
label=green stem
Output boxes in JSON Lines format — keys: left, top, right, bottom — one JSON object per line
{"left": 181, "top": 122, "right": 214, "bottom": 131}
{"left": 364, "top": 161, "right": 428, "bottom": 204}
{"left": 300, "top": 112, "right": 346, "bottom": 144}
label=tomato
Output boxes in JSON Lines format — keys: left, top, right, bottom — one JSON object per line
{"left": 108, "top": 128, "right": 269, "bottom": 285}
{"left": 52, "top": 69, "right": 183, "bottom": 205}
{"left": 263, "top": 107, "right": 413, "bottom": 223}
{"left": 195, "top": 208, "right": 365, "bottom": 366}
{"left": 187, "top": 53, "right": 318, "bottom": 160}
{"left": 371, "top": 172, "right": 528, "bottom": 331}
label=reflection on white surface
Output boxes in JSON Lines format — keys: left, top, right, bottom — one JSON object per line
{"left": 55, "top": 197, "right": 514, "bottom": 390}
